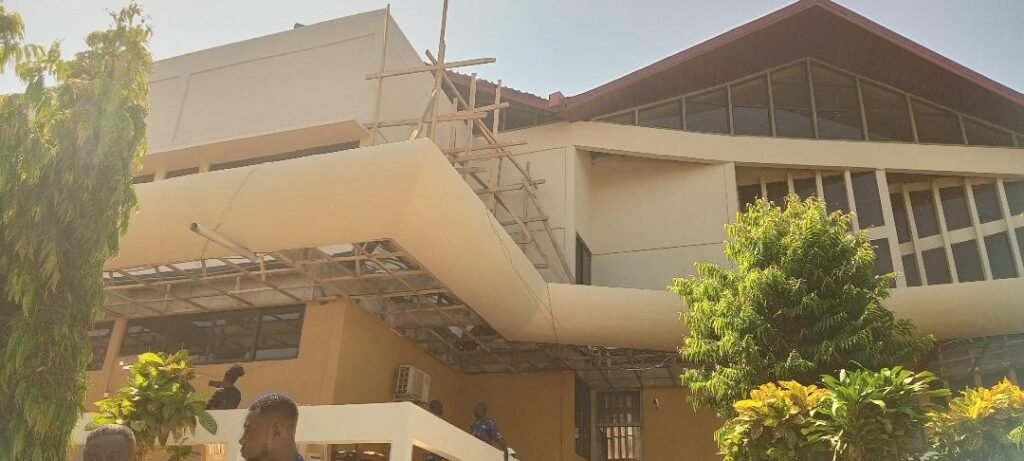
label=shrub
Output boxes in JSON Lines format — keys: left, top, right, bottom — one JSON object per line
{"left": 928, "top": 378, "right": 1024, "bottom": 460}
{"left": 717, "top": 381, "right": 830, "bottom": 461}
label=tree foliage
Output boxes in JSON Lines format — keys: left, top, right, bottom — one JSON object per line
{"left": 0, "top": 3, "right": 151, "bottom": 458}
{"left": 90, "top": 351, "right": 218, "bottom": 460}
{"left": 927, "top": 378, "right": 1024, "bottom": 460}
{"left": 671, "top": 197, "right": 934, "bottom": 415}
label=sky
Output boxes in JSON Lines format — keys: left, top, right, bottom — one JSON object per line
{"left": 1, "top": 0, "right": 1022, "bottom": 98}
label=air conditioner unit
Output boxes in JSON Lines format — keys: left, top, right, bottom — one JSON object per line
{"left": 395, "top": 364, "right": 431, "bottom": 403}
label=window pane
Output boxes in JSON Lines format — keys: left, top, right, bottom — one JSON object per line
{"left": 822, "top": 175, "right": 849, "bottom": 214}
{"left": 599, "top": 112, "right": 635, "bottom": 125}
{"left": 638, "top": 101, "right": 681, "bottom": 130}
{"left": 685, "top": 88, "right": 729, "bottom": 134}
{"left": 890, "top": 193, "right": 912, "bottom": 243}
{"left": 576, "top": 234, "right": 592, "bottom": 286}
{"left": 852, "top": 172, "right": 883, "bottom": 228}
{"left": 794, "top": 177, "right": 816, "bottom": 199}
{"left": 911, "top": 100, "right": 963, "bottom": 144}
{"left": 811, "top": 64, "right": 863, "bottom": 140}
{"left": 1004, "top": 180, "right": 1024, "bottom": 216}
{"left": 922, "top": 248, "right": 952, "bottom": 285}
{"left": 1017, "top": 227, "right": 1024, "bottom": 266}
{"left": 964, "top": 118, "right": 1014, "bottom": 147}
{"left": 121, "top": 318, "right": 170, "bottom": 357}
{"left": 255, "top": 306, "right": 305, "bottom": 360}
{"left": 861, "top": 82, "right": 913, "bottom": 142}
{"left": 738, "top": 184, "right": 761, "bottom": 211}
{"left": 984, "top": 232, "right": 1018, "bottom": 280}
{"left": 766, "top": 181, "right": 788, "bottom": 209}
{"left": 902, "top": 254, "right": 922, "bottom": 286}
{"left": 771, "top": 64, "right": 813, "bottom": 138}
{"left": 211, "top": 142, "right": 358, "bottom": 172}
{"left": 972, "top": 183, "right": 1003, "bottom": 223}
{"left": 939, "top": 186, "right": 971, "bottom": 231}
{"left": 731, "top": 77, "right": 771, "bottom": 136}
{"left": 910, "top": 190, "right": 940, "bottom": 238}
{"left": 166, "top": 310, "right": 260, "bottom": 364}
{"left": 870, "top": 239, "right": 894, "bottom": 277}
{"left": 88, "top": 322, "right": 114, "bottom": 371}
{"left": 952, "top": 240, "right": 985, "bottom": 283}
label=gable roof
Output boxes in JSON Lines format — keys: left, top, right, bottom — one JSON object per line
{"left": 562, "top": 0, "right": 1024, "bottom": 132}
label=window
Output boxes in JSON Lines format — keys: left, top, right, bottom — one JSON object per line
{"left": 910, "top": 190, "right": 940, "bottom": 238}
{"left": 861, "top": 82, "right": 913, "bottom": 142}
{"left": 1004, "top": 180, "right": 1024, "bottom": 216}
{"left": 600, "top": 112, "right": 635, "bottom": 125}
{"left": 88, "top": 322, "right": 115, "bottom": 371}
{"left": 766, "top": 181, "right": 788, "bottom": 209}
{"left": 964, "top": 118, "right": 1014, "bottom": 147}
{"left": 638, "top": 101, "right": 681, "bottom": 130}
{"left": 738, "top": 184, "right": 761, "bottom": 211}
{"left": 922, "top": 248, "right": 952, "bottom": 285}
{"left": 890, "top": 193, "right": 912, "bottom": 243}
{"left": 911, "top": 99, "right": 963, "bottom": 144}
{"left": 731, "top": 76, "right": 772, "bottom": 136}
{"left": 770, "top": 64, "right": 814, "bottom": 138}
{"left": 685, "top": 88, "right": 729, "bottom": 134}
{"left": 811, "top": 64, "right": 863, "bottom": 140}
{"left": 120, "top": 305, "right": 305, "bottom": 363}
{"left": 576, "top": 235, "right": 592, "bottom": 286}
{"left": 575, "top": 377, "right": 593, "bottom": 460}
{"left": 822, "top": 174, "right": 849, "bottom": 214}
{"left": 870, "top": 239, "right": 894, "bottom": 279}
{"left": 133, "top": 174, "right": 154, "bottom": 184}
{"left": 984, "top": 232, "right": 1018, "bottom": 280}
{"left": 939, "top": 186, "right": 971, "bottom": 231}
{"left": 1017, "top": 228, "right": 1024, "bottom": 266}
{"left": 794, "top": 177, "right": 816, "bottom": 199}
{"left": 951, "top": 240, "right": 984, "bottom": 283}
{"left": 596, "top": 391, "right": 642, "bottom": 461}
{"left": 902, "top": 254, "right": 922, "bottom": 287}
{"left": 852, "top": 172, "right": 883, "bottom": 228}
{"left": 972, "top": 183, "right": 1002, "bottom": 223}
{"left": 165, "top": 167, "right": 199, "bottom": 179}
{"left": 210, "top": 142, "right": 359, "bottom": 172}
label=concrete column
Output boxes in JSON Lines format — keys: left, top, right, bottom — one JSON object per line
{"left": 389, "top": 440, "right": 413, "bottom": 461}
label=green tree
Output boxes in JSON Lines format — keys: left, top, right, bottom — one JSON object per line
{"left": 90, "top": 351, "right": 218, "bottom": 460}
{"left": 928, "top": 378, "right": 1024, "bottom": 460}
{"left": 0, "top": 3, "right": 151, "bottom": 458}
{"left": 671, "top": 197, "right": 933, "bottom": 415}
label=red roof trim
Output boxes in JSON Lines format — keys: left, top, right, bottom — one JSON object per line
{"left": 445, "top": 70, "right": 556, "bottom": 113}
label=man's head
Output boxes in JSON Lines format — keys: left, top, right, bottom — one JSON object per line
{"left": 474, "top": 402, "right": 488, "bottom": 418}
{"left": 224, "top": 364, "right": 245, "bottom": 384}
{"left": 84, "top": 424, "right": 136, "bottom": 461}
{"left": 428, "top": 400, "right": 444, "bottom": 417}
{"left": 239, "top": 392, "right": 299, "bottom": 461}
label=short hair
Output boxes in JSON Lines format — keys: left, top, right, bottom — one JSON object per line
{"left": 86, "top": 424, "right": 136, "bottom": 445}
{"left": 225, "top": 364, "right": 245, "bottom": 381}
{"left": 249, "top": 392, "right": 299, "bottom": 430}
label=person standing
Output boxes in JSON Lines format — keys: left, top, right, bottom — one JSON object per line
{"left": 207, "top": 364, "right": 246, "bottom": 410}
{"left": 83, "top": 424, "right": 136, "bottom": 461}
{"left": 469, "top": 402, "right": 509, "bottom": 461}
{"left": 239, "top": 392, "right": 303, "bottom": 461}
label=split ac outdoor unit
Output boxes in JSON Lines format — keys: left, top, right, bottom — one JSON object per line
{"left": 395, "top": 364, "right": 431, "bottom": 404}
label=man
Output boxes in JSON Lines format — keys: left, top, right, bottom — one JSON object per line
{"left": 239, "top": 392, "right": 303, "bottom": 461}
{"left": 83, "top": 424, "right": 136, "bottom": 461}
{"left": 469, "top": 402, "right": 509, "bottom": 461}
{"left": 424, "top": 400, "right": 446, "bottom": 461}
{"left": 207, "top": 363, "right": 246, "bottom": 410}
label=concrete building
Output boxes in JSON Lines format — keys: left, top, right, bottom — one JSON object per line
{"left": 74, "top": 1, "right": 1023, "bottom": 460}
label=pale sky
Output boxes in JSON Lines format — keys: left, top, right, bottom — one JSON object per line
{"left": 1, "top": 0, "right": 1022, "bottom": 98}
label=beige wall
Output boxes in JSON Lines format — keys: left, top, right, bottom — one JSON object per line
{"left": 643, "top": 387, "right": 721, "bottom": 461}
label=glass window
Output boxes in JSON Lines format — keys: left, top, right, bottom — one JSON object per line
{"left": 911, "top": 99, "right": 963, "bottom": 144}
{"left": 890, "top": 193, "right": 912, "bottom": 243}
{"left": 121, "top": 317, "right": 171, "bottom": 357}
{"left": 870, "top": 239, "right": 894, "bottom": 277}
{"left": 811, "top": 64, "right": 863, "bottom": 140}
{"left": 822, "top": 174, "right": 849, "bottom": 214}
{"left": 770, "top": 64, "right": 814, "bottom": 138}
{"left": 902, "top": 254, "right": 922, "bottom": 287}
{"left": 638, "top": 101, "right": 682, "bottom": 130}
{"left": 1017, "top": 227, "right": 1024, "bottom": 266}
{"left": 685, "top": 88, "right": 729, "bottom": 134}
{"left": 731, "top": 76, "right": 772, "bottom": 136}
{"left": 210, "top": 142, "right": 358, "bottom": 172}
{"left": 576, "top": 234, "right": 592, "bottom": 286}
{"left": 738, "top": 184, "right": 761, "bottom": 211}
{"left": 972, "top": 183, "right": 1003, "bottom": 223}
{"left": 852, "top": 172, "right": 883, "bottom": 228}
{"left": 255, "top": 306, "right": 305, "bottom": 360}
{"left": 861, "top": 82, "right": 913, "bottom": 142}
{"left": 922, "top": 248, "right": 952, "bottom": 285}
{"left": 1004, "top": 180, "right": 1024, "bottom": 216}
{"left": 910, "top": 190, "right": 940, "bottom": 238}
{"left": 794, "top": 177, "right": 816, "bottom": 200}
{"left": 88, "top": 322, "right": 115, "bottom": 371}
{"left": 599, "top": 112, "right": 635, "bottom": 125}
{"left": 964, "top": 118, "right": 1014, "bottom": 147}
{"left": 165, "top": 310, "right": 260, "bottom": 364}
{"left": 939, "top": 186, "right": 971, "bottom": 231}
{"left": 766, "top": 181, "right": 788, "bottom": 209}
{"left": 984, "top": 232, "right": 1018, "bottom": 280}
{"left": 952, "top": 240, "right": 985, "bottom": 283}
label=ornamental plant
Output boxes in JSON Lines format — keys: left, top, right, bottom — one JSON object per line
{"left": 927, "top": 378, "right": 1024, "bottom": 460}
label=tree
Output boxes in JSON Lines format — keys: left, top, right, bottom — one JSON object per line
{"left": 0, "top": 4, "right": 151, "bottom": 458}
{"left": 927, "top": 378, "right": 1024, "bottom": 460}
{"left": 90, "top": 351, "right": 218, "bottom": 460}
{"left": 671, "top": 197, "right": 933, "bottom": 415}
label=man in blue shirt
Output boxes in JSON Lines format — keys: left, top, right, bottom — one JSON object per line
{"left": 469, "top": 402, "right": 509, "bottom": 461}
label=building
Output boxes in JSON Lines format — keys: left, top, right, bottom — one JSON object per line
{"left": 74, "top": 1, "right": 1023, "bottom": 460}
